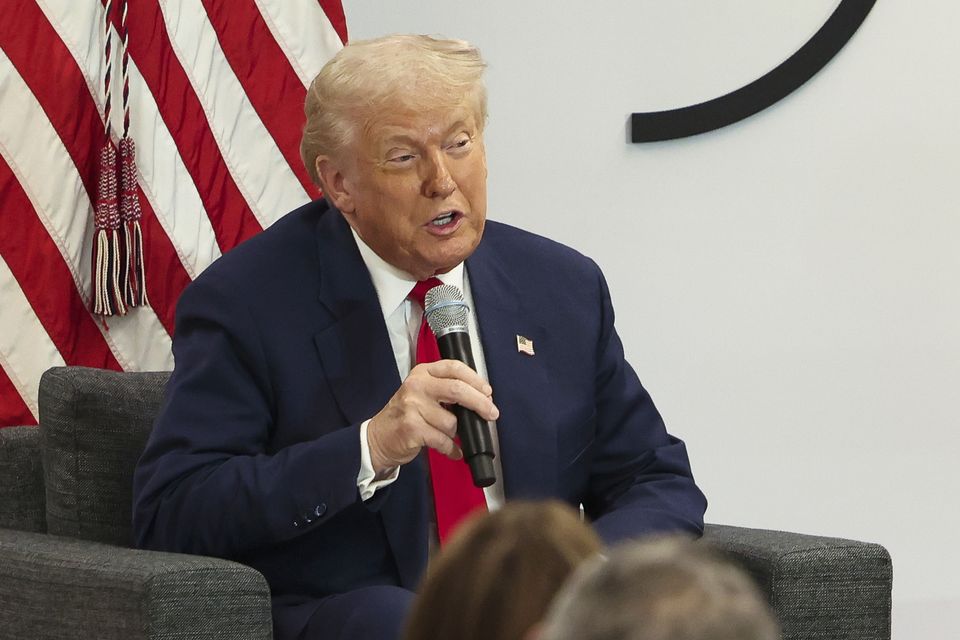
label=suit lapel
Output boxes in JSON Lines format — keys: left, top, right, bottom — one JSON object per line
{"left": 311, "top": 209, "right": 428, "bottom": 587}
{"left": 312, "top": 209, "right": 400, "bottom": 423}
{"left": 467, "top": 235, "right": 558, "bottom": 499}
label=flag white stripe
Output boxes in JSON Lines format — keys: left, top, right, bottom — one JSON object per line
{"left": 0, "top": 254, "right": 67, "bottom": 421}
{"left": 254, "top": 0, "right": 343, "bottom": 89}
{"left": 40, "top": 0, "right": 222, "bottom": 279}
{"left": 100, "top": 307, "right": 173, "bottom": 372}
{"left": 0, "top": 49, "right": 93, "bottom": 303}
{"left": 0, "top": 50, "right": 172, "bottom": 371}
{"left": 159, "top": 0, "right": 311, "bottom": 227}
{"left": 35, "top": 0, "right": 103, "bottom": 111}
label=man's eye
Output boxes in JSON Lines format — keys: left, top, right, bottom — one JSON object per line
{"left": 448, "top": 137, "right": 472, "bottom": 152}
{"left": 388, "top": 154, "right": 415, "bottom": 163}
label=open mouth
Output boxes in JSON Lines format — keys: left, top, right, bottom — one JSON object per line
{"left": 429, "top": 211, "right": 461, "bottom": 227}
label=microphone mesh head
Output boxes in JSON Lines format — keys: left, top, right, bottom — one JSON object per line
{"left": 424, "top": 284, "right": 470, "bottom": 335}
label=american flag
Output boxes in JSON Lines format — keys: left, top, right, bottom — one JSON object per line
{"left": 516, "top": 335, "right": 534, "bottom": 356}
{"left": 0, "top": 0, "right": 346, "bottom": 427}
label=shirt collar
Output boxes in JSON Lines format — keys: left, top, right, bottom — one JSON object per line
{"left": 351, "top": 227, "right": 465, "bottom": 318}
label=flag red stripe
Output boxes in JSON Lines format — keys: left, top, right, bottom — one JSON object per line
{"left": 317, "top": 0, "right": 349, "bottom": 44}
{"left": 201, "top": 0, "right": 318, "bottom": 198}
{"left": 0, "top": 0, "right": 102, "bottom": 200}
{"left": 137, "top": 199, "right": 192, "bottom": 334}
{"left": 0, "top": 157, "right": 122, "bottom": 372}
{"left": 120, "top": 0, "right": 264, "bottom": 252}
{"left": 1, "top": 1, "right": 188, "bottom": 336}
{"left": 0, "top": 366, "right": 35, "bottom": 427}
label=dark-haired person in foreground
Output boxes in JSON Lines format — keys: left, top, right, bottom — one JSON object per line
{"left": 132, "top": 34, "right": 707, "bottom": 640}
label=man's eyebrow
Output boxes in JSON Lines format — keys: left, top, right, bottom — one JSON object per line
{"left": 444, "top": 120, "right": 474, "bottom": 136}
{"left": 380, "top": 133, "right": 419, "bottom": 148}
{"left": 381, "top": 120, "right": 474, "bottom": 143}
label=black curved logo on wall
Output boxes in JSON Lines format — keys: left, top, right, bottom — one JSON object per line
{"left": 631, "top": 0, "right": 876, "bottom": 142}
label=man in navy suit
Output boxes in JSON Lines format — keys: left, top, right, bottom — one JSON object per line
{"left": 133, "top": 34, "right": 706, "bottom": 640}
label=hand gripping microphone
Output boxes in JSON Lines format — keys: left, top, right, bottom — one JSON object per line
{"left": 424, "top": 284, "right": 497, "bottom": 488}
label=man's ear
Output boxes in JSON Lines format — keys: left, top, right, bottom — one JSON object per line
{"left": 315, "top": 156, "right": 355, "bottom": 213}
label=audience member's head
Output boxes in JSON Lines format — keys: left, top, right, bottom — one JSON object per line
{"left": 539, "top": 536, "right": 780, "bottom": 640}
{"left": 403, "top": 500, "right": 603, "bottom": 640}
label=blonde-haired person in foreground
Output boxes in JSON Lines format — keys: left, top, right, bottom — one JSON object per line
{"left": 403, "top": 501, "right": 603, "bottom": 640}
{"left": 538, "top": 537, "right": 780, "bottom": 640}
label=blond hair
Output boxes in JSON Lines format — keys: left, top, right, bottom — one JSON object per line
{"left": 300, "top": 34, "right": 488, "bottom": 185}
{"left": 402, "top": 501, "right": 602, "bottom": 640}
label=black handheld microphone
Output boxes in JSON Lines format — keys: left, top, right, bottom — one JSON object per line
{"left": 424, "top": 284, "right": 497, "bottom": 488}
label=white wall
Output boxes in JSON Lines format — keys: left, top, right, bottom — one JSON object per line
{"left": 343, "top": 2, "right": 960, "bottom": 637}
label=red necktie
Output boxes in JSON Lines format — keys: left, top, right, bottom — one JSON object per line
{"left": 408, "top": 278, "right": 488, "bottom": 544}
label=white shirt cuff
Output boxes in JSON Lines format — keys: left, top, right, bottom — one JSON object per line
{"left": 357, "top": 419, "right": 400, "bottom": 501}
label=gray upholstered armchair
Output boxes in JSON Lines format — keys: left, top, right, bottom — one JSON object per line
{"left": 0, "top": 366, "right": 892, "bottom": 640}
{"left": 0, "top": 368, "right": 271, "bottom": 640}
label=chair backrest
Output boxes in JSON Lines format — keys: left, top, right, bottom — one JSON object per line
{"left": 0, "top": 426, "right": 46, "bottom": 533}
{"left": 38, "top": 366, "right": 170, "bottom": 547}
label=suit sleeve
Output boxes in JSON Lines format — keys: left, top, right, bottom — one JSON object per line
{"left": 132, "top": 275, "right": 365, "bottom": 558}
{"left": 583, "top": 264, "right": 708, "bottom": 542}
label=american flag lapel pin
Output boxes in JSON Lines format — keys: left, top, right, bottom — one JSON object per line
{"left": 516, "top": 335, "right": 535, "bottom": 356}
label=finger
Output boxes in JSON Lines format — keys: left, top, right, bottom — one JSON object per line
{"left": 422, "top": 428, "right": 462, "bottom": 460}
{"left": 448, "top": 442, "right": 464, "bottom": 461}
{"left": 429, "top": 377, "right": 500, "bottom": 421}
{"left": 418, "top": 402, "right": 459, "bottom": 438}
{"left": 422, "top": 360, "right": 493, "bottom": 396}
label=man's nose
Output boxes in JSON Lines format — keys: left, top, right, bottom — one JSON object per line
{"left": 422, "top": 151, "right": 456, "bottom": 198}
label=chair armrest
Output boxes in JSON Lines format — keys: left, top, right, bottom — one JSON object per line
{"left": 0, "top": 426, "right": 46, "bottom": 532}
{"left": 0, "top": 528, "right": 272, "bottom": 640}
{"left": 702, "top": 524, "right": 892, "bottom": 640}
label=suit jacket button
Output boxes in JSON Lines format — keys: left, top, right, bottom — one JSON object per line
{"left": 315, "top": 504, "right": 327, "bottom": 518}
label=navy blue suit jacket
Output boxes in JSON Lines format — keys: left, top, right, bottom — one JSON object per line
{"left": 133, "top": 199, "right": 706, "bottom": 636}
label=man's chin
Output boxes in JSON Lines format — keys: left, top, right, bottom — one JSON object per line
{"left": 422, "top": 255, "right": 467, "bottom": 279}
{"left": 431, "top": 264, "right": 457, "bottom": 277}
{"left": 427, "top": 237, "right": 482, "bottom": 274}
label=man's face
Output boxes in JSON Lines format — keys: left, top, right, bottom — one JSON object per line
{"left": 325, "top": 103, "right": 488, "bottom": 280}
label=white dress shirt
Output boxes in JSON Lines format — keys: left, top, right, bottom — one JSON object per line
{"left": 351, "top": 229, "right": 505, "bottom": 510}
